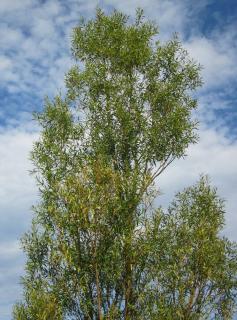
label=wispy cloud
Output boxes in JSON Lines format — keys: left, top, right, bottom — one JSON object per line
{"left": 185, "top": 23, "right": 237, "bottom": 90}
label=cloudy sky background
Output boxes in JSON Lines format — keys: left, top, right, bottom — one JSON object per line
{"left": 0, "top": 0, "right": 236, "bottom": 318}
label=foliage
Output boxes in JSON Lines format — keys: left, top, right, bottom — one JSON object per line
{"left": 13, "top": 8, "right": 236, "bottom": 320}
{"left": 13, "top": 284, "right": 63, "bottom": 320}
{"left": 143, "top": 176, "right": 237, "bottom": 319}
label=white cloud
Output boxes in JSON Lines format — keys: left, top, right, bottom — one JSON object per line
{"left": 0, "top": 240, "right": 25, "bottom": 320}
{"left": 0, "top": 56, "right": 12, "bottom": 70}
{"left": 0, "top": 56, "right": 17, "bottom": 83}
{"left": 0, "top": 0, "right": 33, "bottom": 14}
{"left": 185, "top": 26, "right": 237, "bottom": 90}
{"left": 31, "top": 19, "right": 56, "bottom": 39}
{"left": 0, "top": 119, "right": 38, "bottom": 319}
{"left": 0, "top": 118, "right": 38, "bottom": 242}
{"left": 0, "top": 0, "right": 74, "bottom": 96}
{"left": 0, "top": 24, "right": 24, "bottom": 48}
{"left": 0, "top": 241, "right": 21, "bottom": 257}
{"left": 157, "top": 126, "right": 237, "bottom": 241}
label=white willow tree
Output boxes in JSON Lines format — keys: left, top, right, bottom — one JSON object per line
{"left": 13, "top": 9, "right": 237, "bottom": 320}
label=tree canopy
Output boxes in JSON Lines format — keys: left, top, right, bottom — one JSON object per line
{"left": 13, "top": 8, "right": 237, "bottom": 320}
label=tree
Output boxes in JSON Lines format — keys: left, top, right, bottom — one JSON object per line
{"left": 13, "top": 8, "right": 237, "bottom": 320}
{"left": 143, "top": 176, "right": 237, "bottom": 319}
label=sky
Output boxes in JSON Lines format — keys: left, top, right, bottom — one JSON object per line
{"left": 0, "top": 0, "right": 236, "bottom": 318}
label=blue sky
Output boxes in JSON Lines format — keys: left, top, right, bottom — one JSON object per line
{"left": 0, "top": 0, "right": 236, "bottom": 318}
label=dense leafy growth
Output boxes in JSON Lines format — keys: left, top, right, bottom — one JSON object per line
{"left": 13, "top": 9, "right": 237, "bottom": 320}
